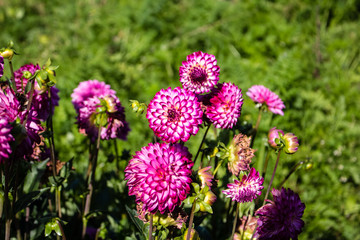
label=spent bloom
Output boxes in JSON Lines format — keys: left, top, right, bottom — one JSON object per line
{"left": 247, "top": 85, "right": 285, "bottom": 115}
{"left": 228, "top": 133, "right": 256, "bottom": 175}
{"left": 222, "top": 168, "right": 264, "bottom": 203}
{"left": 283, "top": 133, "right": 299, "bottom": 154}
{"left": 205, "top": 82, "right": 243, "bottom": 129}
{"left": 125, "top": 143, "right": 193, "bottom": 214}
{"left": 179, "top": 51, "right": 220, "bottom": 94}
{"left": 0, "top": 118, "right": 14, "bottom": 163}
{"left": 71, "top": 79, "right": 116, "bottom": 112}
{"left": 256, "top": 188, "right": 305, "bottom": 240}
{"left": 146, "top": 87, "right": 203, "bottom": 143}
{"left": 14, "top": 63, "right": 60, "bottom": 121}
{"left": 268, "top": 127, "right": 284, "bottom": 149}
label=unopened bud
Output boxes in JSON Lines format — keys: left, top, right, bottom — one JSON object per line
{"left": 283, "top": 133, "right": 299, "bottom": 154}
{"left": 1, "top": 48, "right": 14, "bottom": 60}
{"left": 268, "top": 127, "right": 284, "bottom": 149}
{"left": 23, "top": 71, "right": 32, "bottom": 79}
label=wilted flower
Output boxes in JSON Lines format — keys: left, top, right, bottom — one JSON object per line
{"left": 14, "top": 63, "right": 60, "bottom": 121}
{"left": 268, "top": 127, "right": 284, "bottom": 149}
{"left": 283, "top": 133, "right": 299, "bottom": 154}
{"left": 246, "top": 85, "right": 285, "bottom": 116}
{"left": 179, "top": 51, "right": 220, "bottom": 94}
{"left": 200, "top": 190, "right": 217, "bottom": 210}
{"left": 77, "top": 95, "right": 129, "bottom": 141}
{"left": 125, "top": 143, "right": 193, "bottom": 214}
{"left": 222, "top": 168, "right": 264, "bottom": 203}
{"left": 198, "top": 166, "right": 214, "bottom": 189}
{"left": 71, "top": 79, "right": 116, "bottom": 112}
{"left": 147, "top": 87, "right": 203, "bottom": 143}
{"left": 205, "top": 82, "right": 243, "bottom": 129}
{"left": 228, "top": 134, "right": 256, "bottom": 175}
{"left": 0, "top": 118, "right": 14, "bottom": 163}
{"left": 234, "top": 216, "right": 259, "bottom": 240}
{"left": 256, "top": 188, "right": 305, "bottom": 240}
{"left": 0, "top": 55, "right": 4, "bottom": 78}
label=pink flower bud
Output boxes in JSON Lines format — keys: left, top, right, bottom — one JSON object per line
{"left": 268, "top": 127, "right": 284, "bottom": 149}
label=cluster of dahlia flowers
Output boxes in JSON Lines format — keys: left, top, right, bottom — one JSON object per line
{"left": 71, "top": 79, "right": 130, "bottom": 141}
{"left": 0, "top": 62, "right": 59, "bottom": 162}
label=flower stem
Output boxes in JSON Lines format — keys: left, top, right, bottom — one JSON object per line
{"left": 22, "top": 78, "right": 36, "bottom": 127}
{"left": 231, "top": 202, "right": 240, "bottom": 240}
{"left": 8, "top": 60, "right": 18, "bottom": 94}
{"left": 56, "top": 220, "right": 67, "bottom": 240}
{"left": 186, "top": 202, "right": 196, "bottom": 240}
{"left": 149, "top": 214, "right": 153, "bottom": 240}
{"left": 82, "top": 127, "right": 102, "bottom": 239}
{"left": 194, "top": 124, "right": 211, "bottom": 168}
{"left": 261, "top": 149, "right": 270, "bottom": 179}
{"left": 263, "top": 150, "right": 281, "bottom": 205}
{"left": 278, "top": 160, "right": 306, "bottom": 189}
{"left": 213, "top": 159, "right": 224, "bottom": 176}
{"left": 250, "top": 107, "right": 263, "bottom": 148}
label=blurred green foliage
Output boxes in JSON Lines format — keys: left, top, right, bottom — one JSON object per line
{"left": 1, "top": 0, "right": 360, "bottom": 239}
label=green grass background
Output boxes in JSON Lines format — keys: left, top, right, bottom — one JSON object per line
{"left": 1, "top": 0, "right": 360, "bottom": 239}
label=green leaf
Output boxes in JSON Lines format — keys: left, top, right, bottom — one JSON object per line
{"left": 14, "top": 188, "right": 50, "bottom": 213}
{"left": 44, "top": 222, "right": 52, "bottom": 237}
{"left": 24, "top": 79, "right": 33, "bottom": 94}
{"left": 125, "top": 205, "right": 147, "bottom": 238}
{"left": 23, "top": 159, "right": 49, "bottom": 193}
{"left": 54, "top": 222, "right": 62, "bottom": 236}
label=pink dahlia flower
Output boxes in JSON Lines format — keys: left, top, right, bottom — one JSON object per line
{"left": 125, "top": 143, "right": 193, "bottom": 214}
{"left": 71, "top": 79, "right": 116, "bottom": 112}
{"left": 222, "top": 168, "right": 264, "bottom": 203}
{"left": 256, "top": 188, "right": 305, "bottom": 240}
{"left": 205, "top": 82, "right": 243, "bottom": 129}
{"left": 146, "top": 87, "right": 203, "bottom": 143}
{"left": 14, "top": 63, "right": 60, "bottom": 121}
{"left": 179, "top": 51, "right": 220, "bottom": 94}
{"left": 0, "top": 55, "right": 4, "bottom": 78}
{"left": 77, "top": 95, "right": 129, "bottom": 141}
{"left": 0, "top": 118, "right": 14, "bottom": 162}
{"left": 246, "top": 85, "right": 285, "bottom": 115}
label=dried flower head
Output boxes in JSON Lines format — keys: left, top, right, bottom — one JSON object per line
{"left": 246, "top": 85, "right": 285, "bottom": 115}
{"left": 205, "top": 82, "right": 243, "bottom": 129}
{"left": 228, "top": 134, "right": 256, "bottom": 175}
{"left": 179, "top": 51, "right": 220, "bottom": 94}
{"left": 125, "top": 143, "right": 193, "bottom": 214}
{"left": 222, "top": 168, "right": 264, "bottom": 203}
{"left": 256, "top": 188, "right": 305, "bottom": 240}
{"left": 147, "top": 87, "right": 203, "bottom": 143}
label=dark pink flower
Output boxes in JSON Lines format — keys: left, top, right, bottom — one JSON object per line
{"left": 179, "top": 51, "right": 220, "bottom": 94}
{"left": 205, "top": 82, "right": 243, "bottom": 129}
{"left": 256, "top": 188, "right": 305, "bottom": 240}
{"left": 146, "top": 87, "right": 203, "bottom": 143}
{"left": 246, "top": 85, "right": 285, "bottom": 115}
{"left": 0, "top": 55, "right": 4, "bottom": 78}
{"left": 14, "top": 63, "right": 60, "bottom": 121}
{"left": 125, "top": 143, "right": 193, "bottom": 214}
{"left": 222, "top": 168, "right": 264, "bottom": 203}
{"left": 0, "top": 118, "right": 14, "bottom": 163}
{"left": 71, "top": 79, "right": 116, "bottom": 112}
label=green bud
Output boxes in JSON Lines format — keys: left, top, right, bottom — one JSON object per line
{"left": 1, "top": 48, "right": 14, "bottom": 60}
{"left": 22, "top": 71, "right": 32, "bottom": 79}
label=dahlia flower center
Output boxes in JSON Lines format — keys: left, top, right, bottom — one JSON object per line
{"left": 167, "top": 108, "right": 180, "bottom": 122}
{"left": 190, "top": 66, "right": 207, "bottom": 83}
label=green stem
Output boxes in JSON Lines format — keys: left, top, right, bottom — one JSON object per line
{"left": 8, "top": 60, "right": 17, "bottom": 94}
{"left": 149, "top": 214, "right": 153, "bottom": 240}
{"left": 263, "top": 150, "right": 281, "bottom": 205}
{"left": 278, "top": 160, "right": 306, "bottom": 189}
{"left": 250, "top": 107, "right": 263, "bottom": 148}
{"left": 56, "top": 220, "right": 67, "bottom": 240}
{"left": 194, "top": 124, "right": 211, "bottom": 168}
{"left": 213, "top": 159, "right": 224, "bottom": 176}
{"left": 261, "top": 149, "right": 270, "bottom": 179}
{"left": 231, "top": 202, "right": 240, "bottom": 240}
{"left": 186, "top": 202, "right": 196, "bottom": 240}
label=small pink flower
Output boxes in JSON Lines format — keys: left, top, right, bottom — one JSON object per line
{"left": 146, "top": 87, "right": 203, "bottom": 143}
{"left": 205, "top": 82, "right": 243, "bottom": 129}
{"left": 125, "top": 143, "right": 193, "bottom": 214}
{"left": 179, "top": 51, "right": 220, "bottom": 94}
{"left": 247, "top": 85, "right": 285, "bottom": 115}
{"left": 268, "top": 127, "right": 284, "bottom": 149}
{"left": 222, "top": 168, "right": 264, "bottom": 203}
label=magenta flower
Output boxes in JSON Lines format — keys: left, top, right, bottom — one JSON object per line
{"left": 228, "top": 134, "right": 256, "bottom": 176}
{"left": 205, "top": 82, "right": 243, "bottom": 129}
{"left": 256, "top": 188, "right": 305, "bottom": 240}
{"left": 71, "top": 79, "right": 116, "bottom": 112}
{"left": 0, "top": 55, "right": 4, "bottom": 78}
{"left": 283, "top": 133, "right": 299, "bottom": 154}
{"left": 222, "top": 168, "right": 264, "bottom": 203}
{"left": 14, "top": 64, "right": 60, "bottom": 121}
{"left": 246, "top": 85, "right": 285, "bottom": 115}
{"left": 77, "top": 95, "right": 129, "bottom": 141}
{"left": 268, "top": 127, "right": 284, "bottom": 149}
{"left": 125, "top": 143, "right": 193, "bottom": 214}
{"left": 0, "top": 118, "right": 14, "bottom": 163}
{"left": 146, "top": 87, "right": 203, "bottom": 143}
{"left": 179, "top": 51, "right": 220, "bottom": 94}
